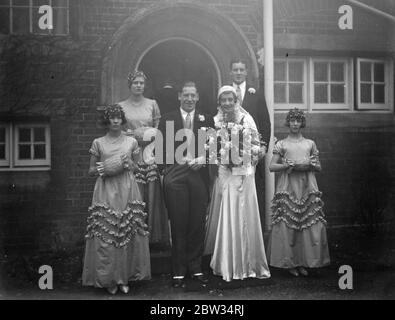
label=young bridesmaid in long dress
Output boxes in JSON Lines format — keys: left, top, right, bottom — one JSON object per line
{"left": 268, "top": 108, "right": 330, "bottom": 277}
{"left": 82, "top": 104, "right": 151, "bottom": 294}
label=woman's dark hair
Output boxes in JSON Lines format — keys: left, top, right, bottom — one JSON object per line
{"left": 127, "top": 70, "right": 147, "bottom": 89}
{"left": 285, "top": 108, "right": 306, "bottom": 128}
{"left": 101, "top": 104, "right": 127, "bottom": 126}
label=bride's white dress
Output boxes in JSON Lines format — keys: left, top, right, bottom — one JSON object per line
{"left": 204, "top": 110, "right": 271, "bottom": 282}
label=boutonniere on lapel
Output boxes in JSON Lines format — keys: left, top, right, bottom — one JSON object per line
{"left": 198, "top": 114, "right": 205, "bottom": 122}
{"left": 248, "top": 88, "right": 256, "bottom": 94}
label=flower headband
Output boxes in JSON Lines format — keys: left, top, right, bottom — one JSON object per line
{"left": 127, "top": 70, "right": 147, "bottom": 85}
{"left": 104, "top": 104, "right": 125, "bottom": 121}
{"left": 286, "top": 108, "right": 306, "bottom": 123}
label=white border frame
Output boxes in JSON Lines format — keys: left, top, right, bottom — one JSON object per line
{"left": 357, "top": 58, "right": 394, "bottom": 111}
{"left": 274, "top": 57, "right": 308, "bottom": 110}
{"left": 310, "top": 57, "right": 353, "bottom": 111}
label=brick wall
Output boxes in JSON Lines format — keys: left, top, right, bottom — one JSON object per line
{"left": 274, "top": 113, "right": 395, "bottom": 227}
{"left": 0, "top": 0, "right": 394, "bottom": 253}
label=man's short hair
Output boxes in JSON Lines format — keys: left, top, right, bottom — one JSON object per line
{"left": 180, "top": 81, "right": 198, "bottom": 93}
{"left": 229, "top": 58, "right": 248, "bottom": 70}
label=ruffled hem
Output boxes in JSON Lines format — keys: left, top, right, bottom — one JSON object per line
{"left": 135, "top": 162, "right": 160, "bottom": 184}
{"left": 271, "top": 190, "right": 327, "bottom": 230}
{"left": 85, "top": 201, "right": 149, "bottom": 248}
{"left": 273, "top": 190, "right": 323, "bottom": 206}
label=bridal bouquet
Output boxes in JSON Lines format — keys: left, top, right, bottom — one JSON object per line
{"left": 201, "top": 120, "right": 265, "bottom": 172}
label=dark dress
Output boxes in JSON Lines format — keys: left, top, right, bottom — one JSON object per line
{"left": 120, "top": 98, "right": 170, "bottom": 247}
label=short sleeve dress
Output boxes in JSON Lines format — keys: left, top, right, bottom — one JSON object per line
{"left": 82, "top": 133, "right": 151, "bottom": 288}
{"left": 267, "top": 137, "right": 330, "bottom": 269}
{"left": 119, "top": 98, "right": 170, "bottom": 246}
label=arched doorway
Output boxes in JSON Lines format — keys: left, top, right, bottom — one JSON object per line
{"left": 138, "top": 38, "right": 219, "bottom": 115}
{"left": 101, "top": 2, "right": 259, "bottom": 106}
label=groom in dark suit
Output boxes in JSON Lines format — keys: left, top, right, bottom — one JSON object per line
{"left": 158, "top": 81, "right": 214, "bottom": 288}
{"left": 229, "top": 58, "right": 271, "bottom": 146}
{"left": 230, "top": 58, "right": 272, "bottom": 227}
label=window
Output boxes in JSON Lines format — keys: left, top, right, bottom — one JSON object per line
{"left": 274, "top": 56, "right": 393, "bottom": 112}
{"left": 310, "top": 58, "right": 352, "bottom": 110}
{"left": 357, "top": 58, "right": 394, "bottom": 110}
{"left": 274, "top": 58, "right": 307, "bottom": 110}
{"left": 0, "top": 124, "right": 10, "bottom": 167}
{"left": 0, "top": 0, "right": 69, "bottom": 35}
{"left": 0, "top": 123, "right": 51, "bottom": 170}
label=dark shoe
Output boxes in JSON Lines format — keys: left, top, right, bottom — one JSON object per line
{"left": 172, "top": 278, "right": 186, "bottom": 288}
{"left": 192, "top": 274, "right": 209, "bottom": 285}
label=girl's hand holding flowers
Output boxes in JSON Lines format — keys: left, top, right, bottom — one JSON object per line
{"left": 96, "top": 161, "right": 106, "bottom": 177}
{"left": 283, "top": 158, "right": 295, "bottom": 174}
{"left": 309, "top": 155, "right": 321, "bottom": 171}
{"left": 121, "top": 154, "right": 137, "bottom": 173}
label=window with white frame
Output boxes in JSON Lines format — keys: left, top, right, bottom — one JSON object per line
{"left": 357, "top": 58, "right": 394, "bottom": 110}
{"left": 274, "top": 58, "right": 307, "bottom": 110}
{"left": 0, "top": 124, "right": 10, "bottom": 167}
{"left": 274, "top": 56, "right": 393, "bottom": 112}
{"left": 0, "top": 123, "right": 51, "bottom": 170}
{"left": 0, "top": 0, "right": 69, "bottom": 35}
{"left": 311, "top": 58, "right": 352, "bottom": 110}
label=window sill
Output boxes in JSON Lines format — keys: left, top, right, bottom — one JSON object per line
{"left": 0, "top": 167, "right": 51, "bottom": 172}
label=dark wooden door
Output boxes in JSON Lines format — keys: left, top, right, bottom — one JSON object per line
{"left": 139, "top": 39, "right": 218, "bottom": 116}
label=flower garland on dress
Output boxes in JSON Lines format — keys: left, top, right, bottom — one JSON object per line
{"left": 85, "top": 200, "right": 149, "bottom": 248}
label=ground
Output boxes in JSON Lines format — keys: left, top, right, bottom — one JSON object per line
{"left": 1, "top": 228, "right": 395, "bottom": 300}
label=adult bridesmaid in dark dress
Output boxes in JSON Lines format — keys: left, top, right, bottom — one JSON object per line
{"left": 118, "top": 70, "right": 170, "bottom": 247}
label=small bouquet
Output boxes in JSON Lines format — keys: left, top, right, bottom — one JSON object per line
{"left": 97, "top": 154, "right": 131, "bottom": 177}
{"left": 283, "top": 155, "right": 319, "bottom": 173}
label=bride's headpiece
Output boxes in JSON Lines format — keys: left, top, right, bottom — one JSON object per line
{"left": 217, "top": 85, "right": 237, "bottom": 101}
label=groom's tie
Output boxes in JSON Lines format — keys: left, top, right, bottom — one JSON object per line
{"left": 185, "top": 112, "right": 192, "bottom": 130}
{"left": 184, "top": 112, "right": 193, "bottom": 160}
{"left": 236, "top": 85, "right": 243, "bottom": 104}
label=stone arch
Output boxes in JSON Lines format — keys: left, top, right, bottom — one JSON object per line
{"left": 101, "top": 1, "right": 259, "bottom": 103}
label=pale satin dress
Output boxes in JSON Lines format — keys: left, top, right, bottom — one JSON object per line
{"left": 267, "top": 137, "right": 330, "bottom": 268}
{"left": 204, "top": 112, "right": 271, "bottom": 282}
{"left": 119, "top": 98, "right": 170, "bottom": 246}
{"left": 82, "top": 134, "right": 151, "bottom": 288}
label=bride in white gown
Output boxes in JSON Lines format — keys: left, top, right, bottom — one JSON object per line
{"left": 204, "top": 86, "right": 271, "bottom": 282}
